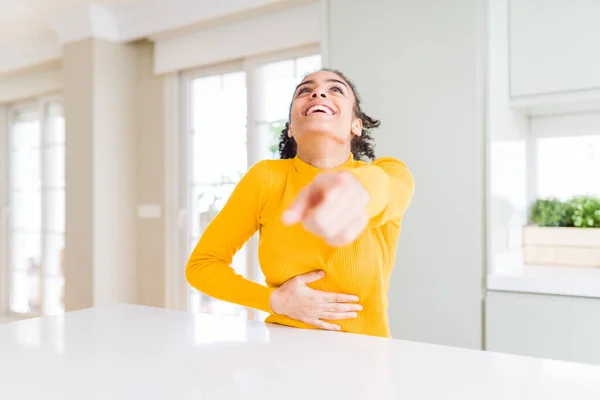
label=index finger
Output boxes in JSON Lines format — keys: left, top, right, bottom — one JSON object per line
{"left": 315, "top": 291, "right": 359, "bottom": 303}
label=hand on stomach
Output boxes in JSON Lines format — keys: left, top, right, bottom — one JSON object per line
{"left": 269, "top": 269, "right": 362, "bottom": 331}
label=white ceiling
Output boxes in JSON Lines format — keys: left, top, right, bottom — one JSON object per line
{"left": 0, "top": 0, "right": 145, "bottom": 44}
{"left": 0, "top": 0, "right": 301, "bottom": 75}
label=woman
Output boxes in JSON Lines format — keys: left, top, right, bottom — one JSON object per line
{"left": 186, "top": 69, "right": 414, "bottom": 338}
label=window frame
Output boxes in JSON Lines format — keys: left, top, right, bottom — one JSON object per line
{"left": 167, "top": 45, "right": 320, "bottom": 317}
{"left": 0, "top": 92, "right": 63, "bottom": 320}
{"left": 179, "top": 60, "right": 247, "bottom": 317}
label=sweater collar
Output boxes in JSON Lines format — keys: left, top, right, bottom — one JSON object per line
{"left": 293, "top": 154, "right": 355, "bottom": 176}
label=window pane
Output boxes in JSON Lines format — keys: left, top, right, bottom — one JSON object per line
{"left": 258, "top": 60, "right": 296, "bottom": 122}
{"left": 44, "top": 145, "right": 65, "bottom": 188}
{"left": 232, "top": 243, "right": 248, "bottom": 276}
{"left": 257, "top": 121, "right": 286, "bottom": 160}
{"left": 44, "top": 276, "right": 65, "bottom": 315}
{"left": 45, "top": 102, "right": 65, "bottom": 144}
{"left": 188, "top": 70, "right": 249, "bottom": 317}
{"left": 45, "top": 189, "right": 65, "bottom": 233}
{"left": 193, "top": 75, "right": 221, "bottom": 129}
{"left": 11, "top": 189, "right": 41, "bottom": 231}
{"left": 222, "top": 72, "right": 247, "bottom": 123}
{"left": 44, "top": 233, "right": 65, "bottom": 277}
{"left": 43, "top": 102, "right": 66, "bottom": 315}
{"left": 190, "top": 185, "right": 202, "bottom": 240}
{"left": 11, "top": 141, "right": 41, "bottom": 191}
{"left": 296, "top": 54, "right": 322, "bottom": 78}
{"left": 11, "top": 110, "right": 40, "bottom": 149}
{"left": 11, "top": 110, "right": 41, "bottom": 188}
{"left": 191, "top": 73, "right": 247, "bottom": 186}
{"left": 11, "top": 232, "right": 41, "bottom": 271}
{"left": 255, "top": 55, "right": 322, "bottom": 163}
{"left": 190, "top": 183, "right": 238, "bottom": 239}
{"left": 537, "top": 135, "right": 600, "bottom": 200}
{"left": 10, "top": 270, "right": 41, "bottom": 314}
{"left": 192, "top": 130, "right": 247, "bottom": 185}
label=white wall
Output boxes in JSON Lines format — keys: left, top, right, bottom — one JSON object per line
{"left": 92, "top": 39, "right": 138, "bottom": 306}
{"left": 136, "top": 41, "right": 167, "bottom": 307}
{"left": 63, "top": 39, "right": 138, "bottom": 310}
{"left": 324, "top": 0, "right": 486, "bottom": 349}
{"left": 487, "top": 291, "right": 600, "bottom": 365}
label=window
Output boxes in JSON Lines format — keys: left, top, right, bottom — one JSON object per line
{"left": 254, "top": 55, "right": 322, "bottom": 160}
{"left": 536, "top": 135, "right": 600, "bottom": 200}
{"left": 529, "top": 112, "right": 600, "bottom": 201}
{"left": 184, "top": 68, "right": 250, "bottom": 319}
{"left": 180, "top": 51, "right": 321, "bottom": 320}
{"left": 487, "top": 111, "right": 600, "bottom": 295}
{"left": 2, "top": 99, "right": 65, "bottom": 318}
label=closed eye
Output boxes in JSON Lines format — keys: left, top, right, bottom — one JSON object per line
{"left": 330, "top": 85, "right": 344, "bottom": 94}
{"left": 296, "top": 86, "right": 312, "bottom": 97}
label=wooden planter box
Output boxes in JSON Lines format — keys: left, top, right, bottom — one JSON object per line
{"left": 523, "top": 226, "right": 600, "bottom": 267}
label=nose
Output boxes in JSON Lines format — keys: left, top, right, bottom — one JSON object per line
{"left": 311, "top": 87, "right": 327, "bottom": 99}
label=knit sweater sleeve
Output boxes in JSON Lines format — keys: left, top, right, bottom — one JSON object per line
{"left": 347, "top": 157, "right": 415, "bottom": 227}
{"left": 185, "top": 160, "right": 275, "bottom": 313}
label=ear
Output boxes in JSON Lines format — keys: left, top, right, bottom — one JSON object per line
{"left": 288, "top": 124, "right": 293, "bottom": 138}
{"left": 351, "top": 118, "right": 363, "bottom": 137}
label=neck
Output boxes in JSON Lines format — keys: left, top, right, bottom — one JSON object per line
{"left": 296, "top": 146, "right": 351, "bottom": 170}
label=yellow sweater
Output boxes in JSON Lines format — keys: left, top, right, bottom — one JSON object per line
{"left": 186, "top": 155, "right": 414, "bottom": 337}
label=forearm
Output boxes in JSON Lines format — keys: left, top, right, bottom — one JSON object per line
{"left": 186, "top": 257, "right": 275, "bottom": 313}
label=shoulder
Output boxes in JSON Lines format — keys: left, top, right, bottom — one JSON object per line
{"left": 246, "top": 159, "right": 292, "bottom": 178}
{"left": 263, "top": 158, "right": 294, "bottom": 171}
{"left": 358, "top": 156, "right": 414, "bottom": 189}
{"left": 371, "top": 156, "right": 409, "bottom": 169}
{"left": 244, "top": 159, "right": 291, "bottom": 219}
{"left": 356, "top": 156, "right": 411, "bottom": 173}
{"left": 242, "top": 158, "right": 292, "bottom": 188}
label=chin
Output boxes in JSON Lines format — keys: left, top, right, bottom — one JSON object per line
{"left": 295, "top": 132, "right": 346, "bottom": 148}
{"left": 301, "top": 121, "right": 342, "bottom": 138}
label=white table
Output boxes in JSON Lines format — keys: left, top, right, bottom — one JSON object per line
{"left": 1, "top": 304, "right": 599, "bottom": 399}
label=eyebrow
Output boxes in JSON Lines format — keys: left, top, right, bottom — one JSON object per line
{"left": 295, "top": 78, "right": 349, "bottom": 93}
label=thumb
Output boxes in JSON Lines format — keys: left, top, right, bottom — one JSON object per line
{"left": 295, "top": 269, "right": 325, "bottom": 285}
{"left": 282, "top": 187, "right": 312, "bottom": 225}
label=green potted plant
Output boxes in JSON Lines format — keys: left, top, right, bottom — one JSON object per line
{"left": 524, "top": 196, "right": 600, "bottom": 267}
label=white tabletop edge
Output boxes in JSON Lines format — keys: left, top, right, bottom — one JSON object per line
{"left": 1, "top": 303, "right": 599, "bottom": 400}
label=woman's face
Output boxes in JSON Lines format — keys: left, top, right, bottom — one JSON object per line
{"left": 289, "top": 70, "right": 363, "bottom": 148}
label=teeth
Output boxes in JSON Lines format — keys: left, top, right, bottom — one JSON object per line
{"left": 307, "top": 105, "right": 333, "bottom": 115}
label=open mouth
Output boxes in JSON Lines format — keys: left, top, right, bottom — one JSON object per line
{"left": 304, "top": 104, "right": 336, "bottom": 116}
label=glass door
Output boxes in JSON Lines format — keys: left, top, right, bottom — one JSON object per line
{"left": 7, "top": 100, "right": 65, "bottom": 317}
{"left": 185, "top": 70, "right": 250, "bottom": 318}
{"left": 9, "top": 106, "right": 42, "bottom": 315}
{"left": 181, "top": 52, "right": 321, "bottom": 320}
